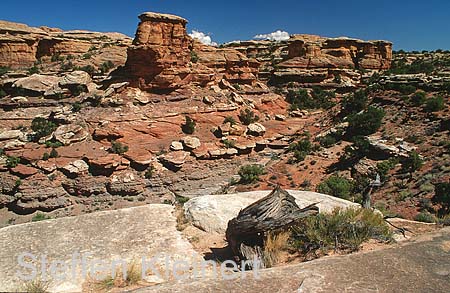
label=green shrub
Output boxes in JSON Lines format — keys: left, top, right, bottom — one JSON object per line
{"left": 51, "top": 53, "right": 64, "bottom": 62}
{"left": 32, "top": 212, "right": 51, "bottom": 222}
{"left": 432, "top": 182, "right": 450, "bottom": 211}
{"left": 376, "top": 158, "right": 398, "bottom": 181}
{"left": 286, "top": 87, "right": 335, "bottom": 110}
{"left": 71, "top": 102, "right": 82, "bottom": 112}
{"left": 61, "top": 61, "right": 74, "bottom": 71}
{"left": 0, "top": 88, "right": 7, "bottom": 98}
{"left": 347, "top": 106, "right": 385, "bottom": 136}
{"left": 144, "top": 166, "right": 154, "bottom": 179}
{"left": 28, "top": 65, "right": 39, "bottom": 75}
{"left": 414, "top": 212, "right": 436, "bottom": 223}
{"left": 402, "top": 151, "right": 423, "bottom": 173}
{"left": 49, "top": 148, "right": 58, "bottom": 158}
{"left": 410, "top": 91, "right": 426, "bottom": 106}
{"left": 31, "top": 117, "right": 57, "bottom": 140}
{"left": 238, "top": 164, "right": 265, "bottom": 184}
{"left": 317, "top": 175, "right": 353, "bottom": 200}
{"left": 181, "top": 116, "right": 196, "bottom": 134}
{"left": 100, "top": 61, "right": 115, "bottom": 74}
{"left": 110, "top": 141, "right": 129, "bottom": 154}
{"left": 223, "top": 116, "right": 237, "bottom": 125}
{"left": 342, "top": 136, "right": 371, "bottom": 160}
{"left": 82, "top": 52, "right": 93, "bottom": 59}
{"left": 223, "top": 139, "right": 236, "bottom": 148}
{"left": 288, "top": 139, "right": 312, "bottom": 162}
{"left": 42, "top": 153, "right": 50, "bottom": 161}
{"left": 190, "top": 51, "right": 199, "bottom": 63}
{"left": 291, "top": 208, "right": 392, "bottom": 253}
{"left": 77, "top": 65, "right": 95, "bottom": 75}
{"left": 70, "top": 85, "right": 86, "bottom": 96}
{"left": 6, "top": 156, "right": 20, "bottom": 168}
{"left": 424, "top": 96, "right": 445, "bottom": 112}
{"left": 341, "top": 90, "right": 368, "bottom": 116}
{"left": 238, "top": 109, "right": 259, "bottom": 125}
{"left": 0, "top": 66, "right": 10, "bottom": 76}
{"left": 318, "top": 134, "right": 337, "bottom": 148}
{"left": 45, "top": 141, "right": 63, "bottom": 148}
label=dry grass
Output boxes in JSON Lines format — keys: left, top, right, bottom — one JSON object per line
{"left": 22, "top": 279, "right": 50, "bottom": 293}
{"left": 94, "top": 261, "right": 142, "bottom": 291}
{"left": 263, "top": 231, "right": 290, "bottom": 267}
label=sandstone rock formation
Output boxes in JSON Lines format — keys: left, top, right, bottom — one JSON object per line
{"left": 0, "top": 204, "right": 197, "bottom": 292}
{"left": 0, "top": 20, "right": 131, "bottom": 69}
{"left": 120, "top": 12, "right": 259, "bottom": 92}
{"left": 225, "top": 34, "right": 392, "bottom": 87}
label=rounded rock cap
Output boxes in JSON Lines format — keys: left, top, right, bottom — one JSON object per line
{"left": 138, "top": 12, "right": 188, "bottom": 24}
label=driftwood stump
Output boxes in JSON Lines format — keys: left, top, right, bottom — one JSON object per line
{"left": 226, "top": 186, "right": 319, "bottom": 268}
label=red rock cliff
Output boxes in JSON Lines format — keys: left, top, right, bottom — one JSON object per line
{"left": 122, "top": 12, "right": 259, "bottom": 92}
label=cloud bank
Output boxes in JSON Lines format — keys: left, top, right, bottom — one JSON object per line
{"left": 254, "top": 30, "right": 290, "bottom": 41}
{"left": 189, "top": 30, "right": 218, "bottom": 46}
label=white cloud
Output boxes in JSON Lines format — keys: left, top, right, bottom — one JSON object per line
{"left": 254, "top": 30, "right": 290, "bottom": 41}
{"left": 189, "top": 30, "right": 218, "bottom": 46}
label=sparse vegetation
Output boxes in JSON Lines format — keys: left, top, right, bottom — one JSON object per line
{"left": 222, "top": 139, "right": 236, "bottom": 148}
{"left": 6, "top": 156, "right": 20, "bottom": 168}
{"left": 410, "top": 91, "right": 426, "bottom": 106}
{"left": 291, "top": 208, "right": 392, "bottom": 254}
{"left": 238, "top": 164, "right": 265, "bottom": 184}
{"left": 181, "top": 116, "right": 196, "bottom": 134}
{"left": 432, "top": 182, "right": 450, "bottom": 213}
{"left": 28, "top": 65, "right": 39, "bottom": 75}
{"left": 0, "top": 66, "right": 10, "bottom": 77}
{"left": 190, "top": 50, "right": 199, "bottom": 63}
{"left": 414, "top": 212, "right": 436, "bottom": 223}
{"left": 223, "top": 116, "right": 237, "bottom": 125}
{"left": 31, "top": 117, "right": 57, "bottom": 140}
{"left": 71, "top": 102, "right": 82, "bottom": 112}
{"left": 49, "top": 148, "right": 59, "bottom": 158}
{"left": 286, "top": 87, "right": 335, "bottom": 110}
{"left": 346, "top": 106, "right": 385, "bottom": 136}
{"left": 144, "top": 165, "right": 154, "bottom": 179}
{"left": 238, "top": 108, "right": 259, "bottom": 125}
{"left": 402, "top": 151, "right": 423, "bottom": 174}
{"left": 424, "top": 95, "right": 445, "bottom": 112}
{"left": 110, "top": 141, "right": 129, "bottom": 155}
{"left": 21, "top": 279, "right": 50, "bottom": 293}
{"left": 341, "top": 90, "right": 368, "bottom": 116}
{"left": 317, "top": 175, "right": 354, "bottom": 200}
{"left": 100, "top": 60, "right": 115, "bottom": 74}
{"left": 287, "top": 138, "right": 312, "bottom": 162}
{"left": 32, "top": 213, "right": 51, "bottom": 222}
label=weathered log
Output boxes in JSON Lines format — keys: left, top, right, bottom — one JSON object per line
{"left": 225, "top": 186, "right": 319, "bottom": 268}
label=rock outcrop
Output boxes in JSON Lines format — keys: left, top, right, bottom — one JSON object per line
{"left": 225, "top": 34, "right": 392, "bottom": 87}
{"left": 0, "top": 20, "right": 131, "bottom": 68}
{"left": 120, "top": 12, "right": 259, "bottom": 92}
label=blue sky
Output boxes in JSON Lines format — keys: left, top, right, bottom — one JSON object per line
{"left": 1, "top": 0, "right": 449, "bottom": 50}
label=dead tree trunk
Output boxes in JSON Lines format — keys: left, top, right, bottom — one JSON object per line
{"left": 225, "top": 186, "right": 319, "bottom": 268}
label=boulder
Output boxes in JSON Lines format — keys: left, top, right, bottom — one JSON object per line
{"left": 10, "top": 164, "right": 38, "bottom": 178}
{"left": 184, "top": 190, "right": 359, "bottom": 233}
{"left": 60, "top": 160, "right": 89, "bottom": 176}
{"left": 0, "top": 130, "right": 24, "bottom": 141}
{"left": 59, "top": 70, "right": 92, "bottom": 87}
{"left": 12, "top": 74, "right": 59, "bottom": 94}
{"left": 247, "top": 122, "right": 266, "bottom": 136}
{"left": 53, "top": 124, "right": 89, "bottom": 146}
{"left": 181, "top": 136, "right": 201, "bottom": 150}
{"left": 170, "top": 141, "right": 184, "bottom": 151}
{"left": 159, "top": 151, "right": 190, "bottom": 170}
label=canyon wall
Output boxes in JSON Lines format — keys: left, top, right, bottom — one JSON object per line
{"left": 0, "top": 20, "right": 131, "bottom": 68}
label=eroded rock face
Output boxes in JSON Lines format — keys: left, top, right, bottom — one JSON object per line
{"left": 121, "top": 12, "right": 259, "bottom": 92}
{"left": 224, "top": 34, "right": 392, "bottom": 87}
{"left": 0, "top": 20, "right": 131, "bottom": 68}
